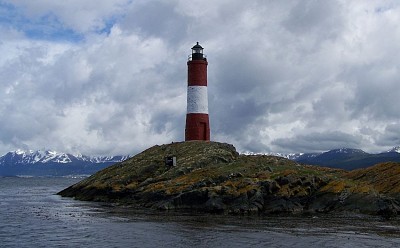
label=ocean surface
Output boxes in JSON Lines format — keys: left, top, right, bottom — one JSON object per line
{"left": 1, "top": 177, "right": 400, "bottom": 248}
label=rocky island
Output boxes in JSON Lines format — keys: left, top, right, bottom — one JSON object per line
{"left": 58, "top": 141, "right": 400, "bottom": 217}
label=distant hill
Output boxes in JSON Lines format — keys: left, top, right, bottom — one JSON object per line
{"left": 0, "top": 150, "right": 130, "bottom": 176}
{"left": 294, "top": 147, "right": 400, "bottom": 170}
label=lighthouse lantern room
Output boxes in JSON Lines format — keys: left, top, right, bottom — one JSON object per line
{"left": 191, "top": 42, "right": 204, "bottom": 59}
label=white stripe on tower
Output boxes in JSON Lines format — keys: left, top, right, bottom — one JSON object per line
{"left": 187, "top": 86, "right": 208, "bottom": 114}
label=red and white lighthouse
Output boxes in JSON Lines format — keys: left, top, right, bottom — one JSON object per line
{"left": 185, "top": 42, "right": 210, "bottom": 141}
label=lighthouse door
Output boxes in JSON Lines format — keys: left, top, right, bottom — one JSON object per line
{"left": 200, "top": 122, "right": 207, "bottom": 140}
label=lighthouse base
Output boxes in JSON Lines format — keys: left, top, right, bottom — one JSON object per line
{"left": 185, "top": 113, "right": 210, "bottom": 141}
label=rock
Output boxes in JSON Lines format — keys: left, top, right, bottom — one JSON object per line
{"left": 377, "top": 198, "right": 400, "bottom": 218}
{"left": 154, "top": 200, "right": 175, "bottom": 210}
{"left": 248, "top": 189, "right": 264, "bottom": 210}
{"left": 228, "top": 172, "right": 243, "bottom": 179}
{"left": 276, "top": 176, "right": 290, "bottom": 186}
{"left": 258, "top": 180, "right": 281, "bottom": 194}
{"left": 138, "top": 177, "right": 155, "bottom": 187}
{"left": 263, "top": 197, "right": 304, "bottom": 214}
{"left": 173, "top": 189, "right": 209, "bottom": 207}
{"left": 205, "top": 196, "right": 225, "bottom": 213}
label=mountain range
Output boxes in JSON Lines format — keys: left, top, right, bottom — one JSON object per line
{"left": 0, "top": 150, "right": 130, "bottom": 177}
{"left": 244, "top": 146, "right": 400, "bottom": 170}
{"left": 284, "top": 146, "right": 400, "bottom": 170}
{"left": 2, "top": 146, "right": 400, "bottom": 176}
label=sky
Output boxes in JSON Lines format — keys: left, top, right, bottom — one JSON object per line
{"left": 0, "top": 0, "right": 400, "bottom": 156}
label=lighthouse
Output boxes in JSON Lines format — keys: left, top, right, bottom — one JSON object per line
{"left": 185, "top": 42, "right": 210, "bottom": 141}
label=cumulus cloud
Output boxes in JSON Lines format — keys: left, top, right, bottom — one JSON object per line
{"left": 0, "top": 0, "right": 400, "bottom": 155}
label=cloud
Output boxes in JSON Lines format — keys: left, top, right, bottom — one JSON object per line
{"left": 120, "top": 1, "right": 190, "bottom": 43}
{"left": 272, "top": 131, "right": 364, "bottom": 153}
{"left": 376, "top": 123, "right": 400, "bottom": 147}
{"left": 1, "top": 1, "right": 400, "bottom": 155}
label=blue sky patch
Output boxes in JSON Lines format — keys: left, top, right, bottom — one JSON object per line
{"left": 96, "top": 16, "right": 118, "bottom": 35}
{"left": 0, "top": 2, "right": 83, "bottom": 42}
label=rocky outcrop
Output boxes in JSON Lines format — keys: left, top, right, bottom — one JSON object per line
{"left": 58, "top": 141, "right": 400, "bottom": 217}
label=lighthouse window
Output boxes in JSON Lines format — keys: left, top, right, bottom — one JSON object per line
{"left": 193, "top": 48, "right": 202, "bottom": 54}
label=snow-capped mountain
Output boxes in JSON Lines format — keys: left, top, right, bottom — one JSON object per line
{"left": 271, "top": 152, "right": 320, "bottom": 160}
{"left": 242, "top": 151, "right": 306, "bottom": 160}
{"left": 387, "top": 146, "right": 400, "bottom": 153}
{"left": 294, "top": 147, "right": 400, "bottom": 170}
{"left": 243, "top": 149, "right": 360, "bottom": 161}
{"left": 0, "top": 150, "right": 130, "bottom": 165}
{"left": 3, "top": 150, "right": 73, "bottom": 164}
{"left": 0, "top": 150, "right": 131, "bottom": 176}
{"left": 324, "top": 148, "right": 367, "bottom": 154}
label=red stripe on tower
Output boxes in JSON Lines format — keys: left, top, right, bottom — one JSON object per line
{"left": 185, "top": 42, "right": 210, "bottom": 141}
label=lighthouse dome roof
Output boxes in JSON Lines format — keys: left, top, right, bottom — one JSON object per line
{"left": 192, "top": 42, "right": 203, "bottom": 50}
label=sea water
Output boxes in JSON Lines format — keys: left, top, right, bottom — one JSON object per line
{"left": 1, "top": 177, "right": 400, "bottom": 248}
